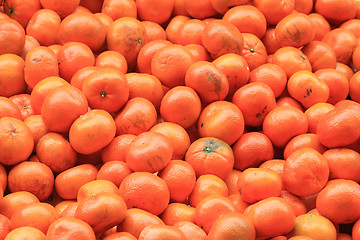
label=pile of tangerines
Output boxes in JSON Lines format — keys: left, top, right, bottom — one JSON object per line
{"left": 1, "top": 0, "right": 360, "bottom": 239}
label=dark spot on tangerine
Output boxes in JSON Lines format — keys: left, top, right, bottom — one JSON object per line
{"left": 262, "top": 106, "right": 267, "bottom": 113}
{"left": 206, "top": 71, "right": 222, "bottom": 96}
{"left": 250, "top": 48, "right": 255, "bottom": 53}
{"left": 32, "top": 58, "right": 42, "bottom": 63}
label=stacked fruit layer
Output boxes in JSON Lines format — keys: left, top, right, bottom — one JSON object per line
{"left": 1, "top": 0, "right": 360, "bottom": 239}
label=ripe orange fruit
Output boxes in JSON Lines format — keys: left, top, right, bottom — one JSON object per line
{"left": 340, "top": 19, "right": 360, "bottom": 38}
{"left": 301, "top": 41, "right": 337, "bottom": 72}
{"left": 136, "top": 39, "right": 172, "bottom": 74}
{"left": 194, "top": 194, "right": 236, "bottom": 234}
{"left": 102, "top": 232, "right": 137, "bottom": 240}
{"left": 26, "top": 9, "right": 61, "bottom": 46}
{"left": 119, "top": 172, "right": 170, "bottom": 215}
{"left": 36, "top": 132, "right": 77, "bottom": 173}
{"left": 46, "top": 217, "right": 96, "bottom": 240}
{"left": 100, "top": 0, "right": 137, "bottom": 20}
{"left": 244, "top": 197, "right": 296, "bottom": 239}
{"left": 96, "top": 161, "right": 133, "bottom": 187}
{"left": 107, "top": 17, "right": 147, "bottom": 69}
{"left": 314, "top": 69, "right": 349, "bottom": 105}
{"left": 184, "top": 0, "right": 217, "bottom": 19}
{"left": 350, "top": 71, "right": 360, "bottom": 103}
{"left": 232, "top": 82, "right": 276, "bottom": 127}
{"left": 254, "top": 0, "right": 294, "bottom": 25}
{"left": 283, "top": 148, "right": 329, "bottom": 197}
{"left": 275, "top": 12, "right": 315, "bottom": 48}
{"left": 287, "top": 70, "right": 330, "bottom": 109}
{"left": 185, "top": 137, "right": 234, "bottom": 180}
{"left": 100, "top": 134, "right": 135, "bottom": 163}
{"left": 41, "top": 85, "right": 88, "bottom": 133}
{"left": 58, "top": 42, "right": 95, "bottom": 82}
{"left": 30, "top": 76, "right": 70, "bottom": 114}
{"left": 55, "top": 164, "right": 98, "bottom": 200}
{"left": 322, "top": 28, "right": 357, "bottom": 65}
{"left": 151, "top": 44, "right": 194, "bottom": 88}
{"left": 0, "top": 18, "right": 25, "bottom": 56}
{"left": 233, "top": 132, "right": 274, "bottom": 171}
{"left": 8, "top": 161, "right": 54, "bottom": 201}
{"left": 176, "top": 19, "right": 205, "bottom": 46}
{"left": 70, "top": 66, "right": 99, "bottom": 90}
{"left": 308, "top": 13, "right": 331, "bottom": 41}
{"left": 0, "top": 97, "right": 22, "bottom": 120}
{"left": 185, "top": 61, "right": 229, "bottom": 104}
{"left": 117, "top": 208, "right": 164, "bottom": 238}
{"left": 212, "top": 53, "right": 250, "bottom": 100}
{"left": 263, "top": 106, "right": 308, "bottom": 148}
{"left": 9, "top": 94, "right": 34, "bottom": 120}
{"left": 225, "top": 169, "right": 242, "bottom": 195}
{"left": 9, "top": 202, "right": 59, "bottom": 234}
{"left": 0, "top": 191, "right": 40, "bottom": 219}
{"left": 283, "top": 133, "right": 326, "bottom": 160}
{"left": 114, "top": 97, "right": 157, "bottom": 135}
{"left": 24, "top": 46, "right": 59, "bottom": 89}
{"left": 136, "top": 0, "right": 174, "bottom": 24}
{"left": 0, "top": 117, "right": 34, "bottom": 166}
{"left": 82, "top": 67, "right": 129, "bottom": 113}
{"left": 160, "top": 86, "right": 202, "bottom": 129}
{"left": 165, "top": 15, "right": 190, "bottom": 44}
{"left": 75, "top": 192, "right": 127, "bottom": 234}
{"left": 126, "top": 131, "right": 173, "bottom": 173}
{"left": 222, "top": 5, "right": 267, "bottom": 39}
{"left": 288, "top": 213, "right": 337, "bottom": 240}
{"left": 316, "top": 179, "right": 360, "bottom": 224}
{"left": 0, "top": 214, "right": 10, "bottom": 239}
{"left": 19, "top": 35, "right": 40, "bottom": 60}
{"left": 317, "top": 100, "right": 360, "bottom": 148}
{"left": 198, "top": 101, "right": 244, "bottom": 146}
{"left": 240, "top": 33, "right": 268, "bottom": 71}
{"left": 150, "top": 122, "right": 190, "bottom": 160}
{"left": 280, "top": 190, "right": 307, "bottom": 217}
{"left": 76, "top": 180, "right": 118, "bottom": 202}
{"left": 138, "top": 224, "right": 186, "bottom": 240}
{"left": 95, "top": 50, "right": 127, "bottom": 74}
{"left": 315, "top": 0, "right": 356, "bottom": 24}
{"left": 6, "top": 226, "right": 46, "bottom": 240}
{"left": 142, "top": 21, "right": 167, "bottom": 42}
{"left": 0, "top": 54, "right": 26, "bottom": 97}
{"left": 69, "top": 109, "right": 116, "bottom": 155}
{"left": 159, "top": 203, "right": 195, "bottom": 226}
{"left": 3, "top": 0, "right": 41, "bottom": 28}
{"left": 58, "top": 12, "right": 107, "bottom": 52}
{"left": 324, "top": 148, "right": 360, "bottom": 182}
{"left": 208, "top": 212, "right": 256, "bottom": 240}
{"left": 188, "top": 174, "right": 228, "bottom": 208}
{"left": 201, "top": 19, "right": 244, "bottom": 59}
{"left": 125, "top": 73, "right": 164, "bottom": 111}
{"left": 272, "top": 47, "right": 312, "bottom": 78}
{"left": 304, "top": 102, "right": 335, "bottom": 134}
{"left": 249, "top": 63, "right": 287, "bottom": 98}
{"left": 173, "top": 221, "right": 207, "bottom": 240}
{"left": 239, "top": 168, "right": 282, "bottom": 204}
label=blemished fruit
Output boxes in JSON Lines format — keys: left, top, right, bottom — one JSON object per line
{"left": 1, "top": 0, "right": 360, "bottom": 239}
